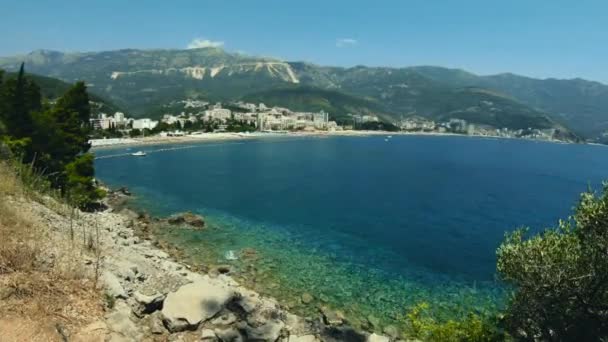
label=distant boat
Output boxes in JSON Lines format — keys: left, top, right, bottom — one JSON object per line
{"left": 387, "top": 135, "right": 393, "bottom": 138}
{"left": 384, "top": 138, "right": 389, "bottom": 142}
{"left": 131, "top": 151, "right": 147, "bottom": 156}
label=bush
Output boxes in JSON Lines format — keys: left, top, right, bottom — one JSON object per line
{"left": 497, "top": 184, "right": 608, "bottom": 340}
{"left": 401, "top": 302, "right": 506, "bottom": 341}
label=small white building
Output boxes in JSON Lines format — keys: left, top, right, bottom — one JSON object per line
{"left": 132, "top": 118, "right": 158, "bottom": 130}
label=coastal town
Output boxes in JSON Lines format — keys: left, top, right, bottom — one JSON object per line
{"left": 89, "top": 99, "right": 575, "bottom": 146}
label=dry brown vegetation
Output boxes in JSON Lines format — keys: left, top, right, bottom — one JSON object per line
{"left": 0, "top": 161, "right": 105, "bottom": 341}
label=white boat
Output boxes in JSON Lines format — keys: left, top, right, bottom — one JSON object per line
{"left": 387, "top": 135, "right": 393, "bottom": 138}
{"left": 131, "top": 151, "right": 147, "bottom": 156}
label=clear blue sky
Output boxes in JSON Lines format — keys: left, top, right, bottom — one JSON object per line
{"left": 2, "top": 0, "right": 607, "bottom": 83}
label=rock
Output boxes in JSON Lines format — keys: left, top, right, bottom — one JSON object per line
{"left": 116, "top": 187, "right": 132, "bottom": 196}
{"left": 146, "top": 311, "right": 166, "bottom": 335}
{"left": 366, "top": 315, "right": 380, "bottom": 329}
{"left": 133, "top": 291, "right": 165, "bottom": 317}
{"left": 289, "top": 335, "right": 319, "bottom": 342}
{"left": 105, "top": 301, "right": 143, "bottom": 341}
{"left": 368, "top": 333, "right": 390, "bottom": 342}
{"left": 143, "top": 249, "right": 169, "bottom": 259}
{"left": 167, "top": 212, "right": 205, "bottom": 228}
{"left": 202, "top": 328, "right": 218, "bottom": 341}
{"left": 321, "top": 326, "right": 367, "bottom": 342}
{"left": 161, "top": 280, "right": 234, "bottom": 332}
{"left": 283, "top": 313, "right": 311, "bottom": 336}
{"left": 301, "top": 293, "right": 314, "bottom": 304}
{"left": 114, "top": 261, "right": 139, "bottom": 281}
{"left": 102, "top": 271, "right": 127, "bottom": 299}
{"left": 320, "top": 307, "right": 345, "bottom": 326}
{"left": 383, "top": 325, "right": 400, "bottom": 339}
{"left": 210, "top": 311, "right": 238, "bottom": 326}
{"left": 244, "top": 320, "right": 285, "bottom": 341}
{"left": 215, "top": 327, "right": 244, "bottom": 342}
{"left": 236, "top": 291, "right": 262, "bottom": 313}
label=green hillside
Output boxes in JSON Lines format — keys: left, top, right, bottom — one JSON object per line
{"left": 411, "top": 66, "right": 608, "bottom": 137}
{"left": 4, "top": 71, "right": 122, "bottom": 115}
{"left": 1, "top": 48, "right": 605, "bottom": 137}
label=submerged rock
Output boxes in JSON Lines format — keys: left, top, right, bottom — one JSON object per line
{"left": 301, "top": 293, "right": 314, "bottom": 305}
{"left": 166, "top": 211, "right": 205, "bottom": 228}
{"left": 382, "top": 325, "right": 400, "bottom": 339}
{"left": 320, "top": 306, "right": 345, "bottom": 326}
{"left": 161, "top": 280, "right": 234, "bottom": 332}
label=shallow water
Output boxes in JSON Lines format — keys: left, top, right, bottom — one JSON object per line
{"left": 95, "top": 135, "right": 608, "bottom": 327}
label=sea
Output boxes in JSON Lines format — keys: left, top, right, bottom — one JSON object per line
{"left": 94, "top": 135, "right": 608, "bottom": 328}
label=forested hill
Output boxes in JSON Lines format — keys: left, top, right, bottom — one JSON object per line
{"left": 1, "top": 48, "right": 606, "bottom": 138}
{"left": 4, "top": 71, "right": 122, "bottom": 115}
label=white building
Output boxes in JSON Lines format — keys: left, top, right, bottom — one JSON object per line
{"left": 132, "top": 118, "right": 158, "bottom": 130}
{"left": 204, "top": 108, "right": 232, "bottom": 122}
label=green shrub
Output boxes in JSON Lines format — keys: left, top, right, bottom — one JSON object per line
{"left": 497, "top": 184, "right": 608, "bottom": 340}
{"left": 401, "top": 302, "right": 506, "bottom": 341}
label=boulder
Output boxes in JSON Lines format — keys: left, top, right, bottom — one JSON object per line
{"left": 166, "top": 212, "right": 205, "bottom": 228}
{"left": 244, "top": 320, "right": 285, "bottom": 341}
{"left": 105, "top": 301, "right": 143, "bottom": 341}
{"left": 161, "top": 280, "right": 234, "bottom": 332}
{"left": 102, "top": 271, "right": 127, "bottom": 299}
{"left": 320, "top": 307, "right": 345, "bottom": 326}
{"left": 202, "top": 328, "right": 218, "bottom": 341}
{"left": 215, "top": 327, "right": 244, "bottom": 342}
{"left": 210, "top": 311, "right": 238, "bottom": 326}
{"left": 132, "top": 291, "right": 165, "bottom": 317}
{"left": 236, "top": 291, "right": 262, "bottom": 313}
{"left": 368, "top": 333, "right": 390, "bottom": 342}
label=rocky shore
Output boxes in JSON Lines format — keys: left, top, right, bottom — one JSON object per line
{"left": 16, "top": 186, "right": 397, "bottom": 341}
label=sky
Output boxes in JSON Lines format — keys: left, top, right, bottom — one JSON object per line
{"left": 1, "top": 0, "right": 607, "bottom": 83}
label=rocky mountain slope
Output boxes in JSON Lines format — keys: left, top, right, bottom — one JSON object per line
{"left": 2, "top": 48, "right": 605, "bottom": 137}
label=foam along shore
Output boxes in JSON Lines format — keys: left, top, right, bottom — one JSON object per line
{"left": 0, "top": 182, "right": 395, "bottom": 341}
{"left": 90, "top": 129, "right": 578, "bottom": 152}
{"left": 89, "top": 130, "right": 449, "bottom": 150}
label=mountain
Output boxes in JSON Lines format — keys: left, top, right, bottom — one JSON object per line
{"left": 1, "top": 48, "right": 604, "bottom": 137}
{"left": 411, "top": 67, "right": 608, "bottom": 137}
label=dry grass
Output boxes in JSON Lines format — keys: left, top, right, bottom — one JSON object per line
{"left": 0, "top": 161, "right": 105, "bottom": 339}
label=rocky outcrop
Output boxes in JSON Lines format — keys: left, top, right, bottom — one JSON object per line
{"left": 102, "top": 271, "right": 127, "bottom": 299}
{"left": 161, "top": 279, "right": 235, "bottom": 332}
{"left": 21, "top": 189, "right": 395, "bottom": 341}
{"left": 165, "top": 211, "right": 205, "bottom": 229}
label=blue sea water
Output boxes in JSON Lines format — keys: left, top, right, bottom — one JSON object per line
{"left": 94, "top": 135, "right": 608, "bottom": 326}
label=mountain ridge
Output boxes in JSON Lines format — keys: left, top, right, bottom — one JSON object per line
{"left": 1, "top": 48, "right": 605, "bottom": 138}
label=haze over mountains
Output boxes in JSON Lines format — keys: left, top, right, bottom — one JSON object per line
{"left": 1, "top": 47, "right": 607, "bottom": 139}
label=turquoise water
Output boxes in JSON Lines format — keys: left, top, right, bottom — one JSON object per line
{"left": 94, "top": 136, "right": 608, "bottom": 328}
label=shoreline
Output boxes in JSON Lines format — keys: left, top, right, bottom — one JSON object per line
{"left": 27, "top": 184, "right": 393, "bottom": 341}
{"left": 90, "top": 129, "right": 585, "bottom": 151}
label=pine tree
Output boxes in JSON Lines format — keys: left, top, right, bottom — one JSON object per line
{"left": 2, "top": 63, "right": 41, "bottom": 139}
